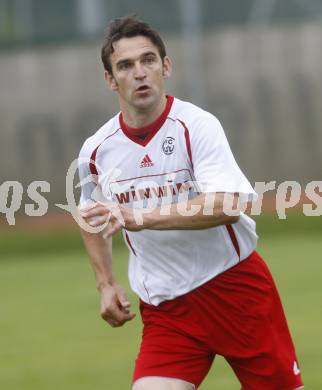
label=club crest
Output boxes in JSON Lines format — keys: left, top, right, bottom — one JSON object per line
{"left": 162, "top": 136, "right": 175, "bottom": 155}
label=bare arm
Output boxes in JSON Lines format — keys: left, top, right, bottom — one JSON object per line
{"left": 143, "top": 192, "right": 240, "bottom": 230}
{"left": 80, "top": 229, "right": 135, "bottom": 327}
{"left": 80, "top": 230, "right": 115, "bottom": 289}
{"left": 80, "top": 192, "right": 240, "bottom": 237}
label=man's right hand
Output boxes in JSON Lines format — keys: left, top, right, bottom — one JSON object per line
{"left": 100, "top": 284, "right": 136, "bottom": 327}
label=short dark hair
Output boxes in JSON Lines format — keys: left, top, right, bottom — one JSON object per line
{"left": 101, "top": 15, "right": 167, "bottom": 74}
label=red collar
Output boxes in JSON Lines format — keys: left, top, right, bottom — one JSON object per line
{"left": 119, "top": 95, "right": 174, "bottom": 146}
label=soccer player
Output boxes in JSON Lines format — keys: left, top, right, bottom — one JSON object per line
{"left": 78, "top": 16, "right": 304, "bottom": 390}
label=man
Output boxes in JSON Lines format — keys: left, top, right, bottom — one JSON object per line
{"left": 78, "top": 16, "right": 303, "bottom": 390}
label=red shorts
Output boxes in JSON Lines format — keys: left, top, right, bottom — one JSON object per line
{"left": 133, "top": 251, "right": 303, "bottom": 389}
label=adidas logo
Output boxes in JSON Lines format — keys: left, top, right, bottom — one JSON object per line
{"left": 140, "top": 154, "right": 154, "bottom": 168}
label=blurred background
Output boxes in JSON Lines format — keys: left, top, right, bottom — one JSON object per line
{"left": 0, "top": 1, "right": 321, "bottom": 389}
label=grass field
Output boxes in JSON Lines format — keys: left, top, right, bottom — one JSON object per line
{"left": 0, "top": 215, "right": 321, "bottom": 389}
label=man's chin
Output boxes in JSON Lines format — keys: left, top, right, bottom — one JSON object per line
{"left": 132, "top": 94, "right": 156, "bottom": 110}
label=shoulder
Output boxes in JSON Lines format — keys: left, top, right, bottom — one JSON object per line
{"left": 79, "top": 114, "right": 121, "bottom": 158}
{"left": 170, "top": 97, "right": 224, "bottom": 140}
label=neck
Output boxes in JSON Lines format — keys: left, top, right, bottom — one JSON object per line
{"left": 120, "top": 95, "right": 167, "bottom": 128}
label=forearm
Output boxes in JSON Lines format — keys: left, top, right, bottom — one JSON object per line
{"left": 78, "top": 193, "right": 241, "bottom": 238}
{"left": 80, "top": 229, "right": 115, "bottom": 291}
{"left": 143, "top": 193, "right": 240, "bottom": 230}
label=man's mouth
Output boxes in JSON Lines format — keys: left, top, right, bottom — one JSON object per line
{"left": 136, "top": 85, "right": 150, "bottom": 92}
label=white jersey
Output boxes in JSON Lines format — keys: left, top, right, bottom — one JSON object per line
{"left": 79, "top": 96, "right": 258, "bottom": 305}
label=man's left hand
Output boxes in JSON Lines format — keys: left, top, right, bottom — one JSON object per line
{"left": 79, "top": 202, "right": 142, "bottom": 237}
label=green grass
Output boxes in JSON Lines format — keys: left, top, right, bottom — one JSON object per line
{"left": 0, "top": 217, "right": 321, "bottom": 389}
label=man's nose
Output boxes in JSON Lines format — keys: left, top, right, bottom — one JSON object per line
{"left": 134, "top": 62, "right": 146, "bottom": 79}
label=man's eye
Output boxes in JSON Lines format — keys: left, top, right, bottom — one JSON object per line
{"left": 143, "top": 57, "right": 155, "bottom": 64}
{"left": 119, "top": 63, "right": 131, "bottom": 70}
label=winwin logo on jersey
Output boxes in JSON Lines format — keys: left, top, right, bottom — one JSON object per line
{"left": 140, "top": 154, "right": 154, "bottom": 168}
{"left": 108, "top": 169, "right": 197, "bottom": 208}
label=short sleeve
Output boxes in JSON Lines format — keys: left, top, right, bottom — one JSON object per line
{"left": 190, "top": 114, "right": 257, "bottom": 203}
{"left": 78, "top": 146, "right": 98, "bottom": 207}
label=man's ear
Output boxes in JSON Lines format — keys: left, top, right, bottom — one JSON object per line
{"left": 104, "top": 70, "right": 118, "bottom": 91}
{"left": 162, "top": 56, "right": 172, "bottom": 80}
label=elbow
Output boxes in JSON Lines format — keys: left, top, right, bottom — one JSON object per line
{"left": 229, "top": 214, "right": 240, "bottom": 224}
{"left": 213, "top": 211, "right": 240, "bottom": 227}
{"left": 223, "top": 213, "right": 240, "bottom": 225}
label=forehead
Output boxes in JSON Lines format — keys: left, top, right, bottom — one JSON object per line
{"left": 111, "top": 36, "right": 159, "bottom": 63}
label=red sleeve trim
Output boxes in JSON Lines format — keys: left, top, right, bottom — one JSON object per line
{"left": 89, "top": 147, "right": 99, "bottom": 175}
{"left": 177, "top": 119, "right": 193, "bottom": 169}
{"left": 226, "top": 224, "right": 240, "bottom": 259}
{"left": 89, "top": 128, "right": 120, "bottom": 176}
{"left": 125, "top": 231, "right": 137, "bottom": 256}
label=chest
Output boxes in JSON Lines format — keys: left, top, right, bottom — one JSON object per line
{"left": 95, "top": 123, "right": 195, "bottom": 206}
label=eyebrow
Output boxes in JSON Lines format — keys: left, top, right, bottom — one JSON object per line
{"left": 141, "top": 51, "right": 158, "bottom": 58}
